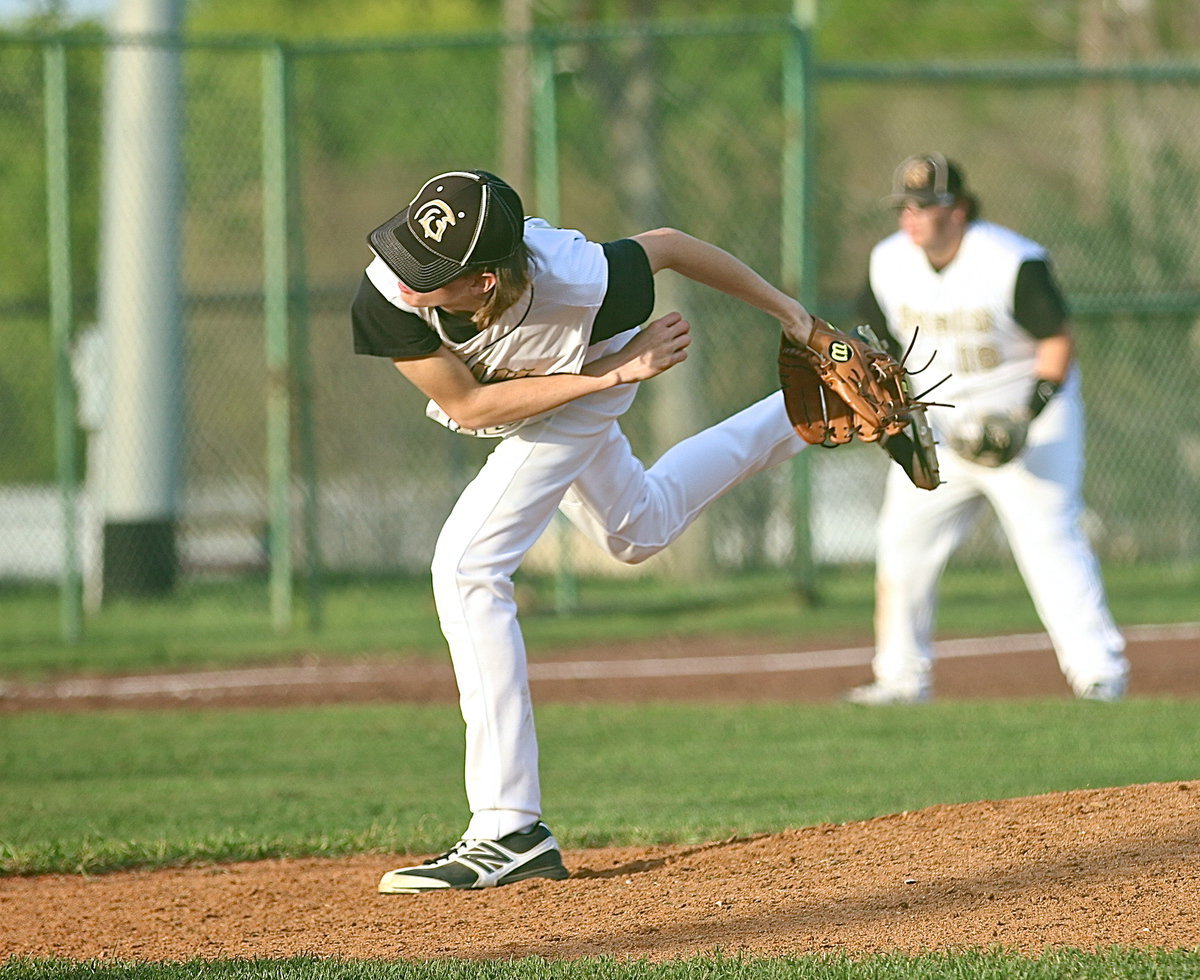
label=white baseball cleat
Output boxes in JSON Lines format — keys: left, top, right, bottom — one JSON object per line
{"left": 1077, "top": 677, "right": 1126, "bottom": 702}
{"left": 844, "top": 680, "right": 931, "bottom": 706}
{"left": 378, "top": 821, "right": 569, "bottom": 894}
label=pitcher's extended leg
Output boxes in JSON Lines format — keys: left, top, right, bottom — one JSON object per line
{"left": 559, "top": 391, "right": 806, "bottom": 563}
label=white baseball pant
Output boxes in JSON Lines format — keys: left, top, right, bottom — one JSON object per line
{"left": 431, "top": 385, "right": 806, "bottom": 840}
{"left": 873, "top": 374, "right": 1127, "bottom": 696}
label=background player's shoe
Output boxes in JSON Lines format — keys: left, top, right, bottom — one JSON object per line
{"left": 844, "top": 680, "right": 931, "bottom": 705}
{"left": 377, "top": 821, "right": 569, "bottom": 894}
{"left": 1077, "top": 677, "right": 1126, "bottom": 702}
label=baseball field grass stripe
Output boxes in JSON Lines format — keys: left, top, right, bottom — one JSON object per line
{"left": 2, "top": 699, "right": 1196, "bottom": 876}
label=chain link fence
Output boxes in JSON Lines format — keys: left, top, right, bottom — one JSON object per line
{"left": 1, "top": 20, "right": 1197, "bottom": 639}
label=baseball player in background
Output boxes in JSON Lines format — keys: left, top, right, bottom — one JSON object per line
{"left": 352, "top": 169, "right": 820, "bottom": 893}
{"left": 845, "top": 153, "right": 1128, "bottom": 706}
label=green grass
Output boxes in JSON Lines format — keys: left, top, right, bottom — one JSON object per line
{"left": 3, "top": 949, "right": 1200, "bottom": 978}
{"left": 1, "top": 560, "right": 1197, "bottom": 681}
{"left": 3, "top": 561, "right": 1197, "bottom": 976}
{"left": 2, "top": 698, "right": 1195, "bottom": 876}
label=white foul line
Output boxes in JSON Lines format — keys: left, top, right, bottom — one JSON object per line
{"left": 5, "top": 622, "right": 1197, "bottom": 701}
{"left": 528, "top": 623, "right": 1199, "bottom": 681}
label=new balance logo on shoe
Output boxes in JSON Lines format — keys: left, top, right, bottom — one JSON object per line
{"left": 457, "top": 840, "right": 512, "bottom": 873}
{"left": 377, "top": 821, "right": 570, "bottom": 894}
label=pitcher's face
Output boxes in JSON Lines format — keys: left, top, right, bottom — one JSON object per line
{"left": 397, "top": 270, "right": 496, "bottom": 315}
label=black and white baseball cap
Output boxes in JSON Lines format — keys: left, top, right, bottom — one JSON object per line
{"left": 884, "top": 153, "right": 966, "bottom": 208}
{"left": 369, "top": 170, "right": 524, "bottom": 291}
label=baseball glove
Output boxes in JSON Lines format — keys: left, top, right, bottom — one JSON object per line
{"left": 948, "top": 413, "right": 1028, "bottom": 467}
{"left": 779, "top": 318, "right": 943, "bottom": 490}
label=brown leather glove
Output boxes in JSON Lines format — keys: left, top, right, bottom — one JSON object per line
{"left": 779, "top": 318, "right": 943, "bottom": 490}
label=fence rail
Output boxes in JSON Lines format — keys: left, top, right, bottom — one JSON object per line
{"left": 1, "top": 21, "right": 1197, "bottom": 640}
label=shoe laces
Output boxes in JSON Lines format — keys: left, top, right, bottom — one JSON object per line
{"left": 423, "top": 837, "right": 483, "bottom": 867}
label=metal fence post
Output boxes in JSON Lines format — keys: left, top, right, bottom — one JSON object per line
{"left": 262, "top": 43, "right": 293, "bottom": 633}
{"left": 44, "top": 41, "right": 83, "bottom": 642}
{"left": 532, "top": 33, "right": 560, "bottom": 225}
{"left": 782, "top": 5, "right": 819, "bottom": 603}
{"left": 287, "top": 70, "right": 321, "bottom": 634}
{"left": 532, "top": 32, "right": 577, "bottom": 614}
{"left": 262, "top": 42, "right": 322, "bottom": 633}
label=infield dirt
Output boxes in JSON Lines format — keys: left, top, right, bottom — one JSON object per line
{"left": 2, "top": 782, "right": 1197, "bottom": 961}
{"left": 2, "top": 632, "right": 1198, "bottom": 962}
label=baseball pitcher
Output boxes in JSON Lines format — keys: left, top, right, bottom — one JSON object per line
{"left": 352, "top": 169, "right": 922, "bottom": 893}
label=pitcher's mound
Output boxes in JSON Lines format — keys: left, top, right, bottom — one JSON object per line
{"left": 2, "top": 780, "right": 1197, "bottom": 962}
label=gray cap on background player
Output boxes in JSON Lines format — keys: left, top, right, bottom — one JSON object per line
{"left": 369, "top": 170, "right": 524, "bottom": 291}
{"left": 884, "top": 152, "right": 967, "bottom": 208}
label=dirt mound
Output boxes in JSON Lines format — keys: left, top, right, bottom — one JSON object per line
{"left": 2, "top": 781, "right": 1197, "bottom": 962}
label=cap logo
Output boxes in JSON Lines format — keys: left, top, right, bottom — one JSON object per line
{"left": 902, "top": 160, "right": 932, "bottom": 190}
{"left": 414, "top": 199, "right": 459, "bottom": 244}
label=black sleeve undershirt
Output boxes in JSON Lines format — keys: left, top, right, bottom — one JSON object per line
{"left": 592, "top": 238, "right": 655, "bottom": 342}
{"left": 1013, "top": 259, "right": 1069, "bottom": 339}
{"left": 350, "top": 237, "right": 656, "bottom": 358}
{"left": 350, "top": 274, "right": 440, "bottom": 359}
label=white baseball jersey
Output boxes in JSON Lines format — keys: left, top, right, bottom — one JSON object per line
{"left": 864, "top": 219, "right": 1127, "bottom": 699}
{"left": 868, "top": 221, "right": 1045, "bottom": 442}
{"left": 365, "top": 218, "right": 636, "bottom": 438}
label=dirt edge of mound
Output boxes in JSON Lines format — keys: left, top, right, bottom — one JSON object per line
{"left": 2, "top": 780, "right": 1197, "bottom": 962}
